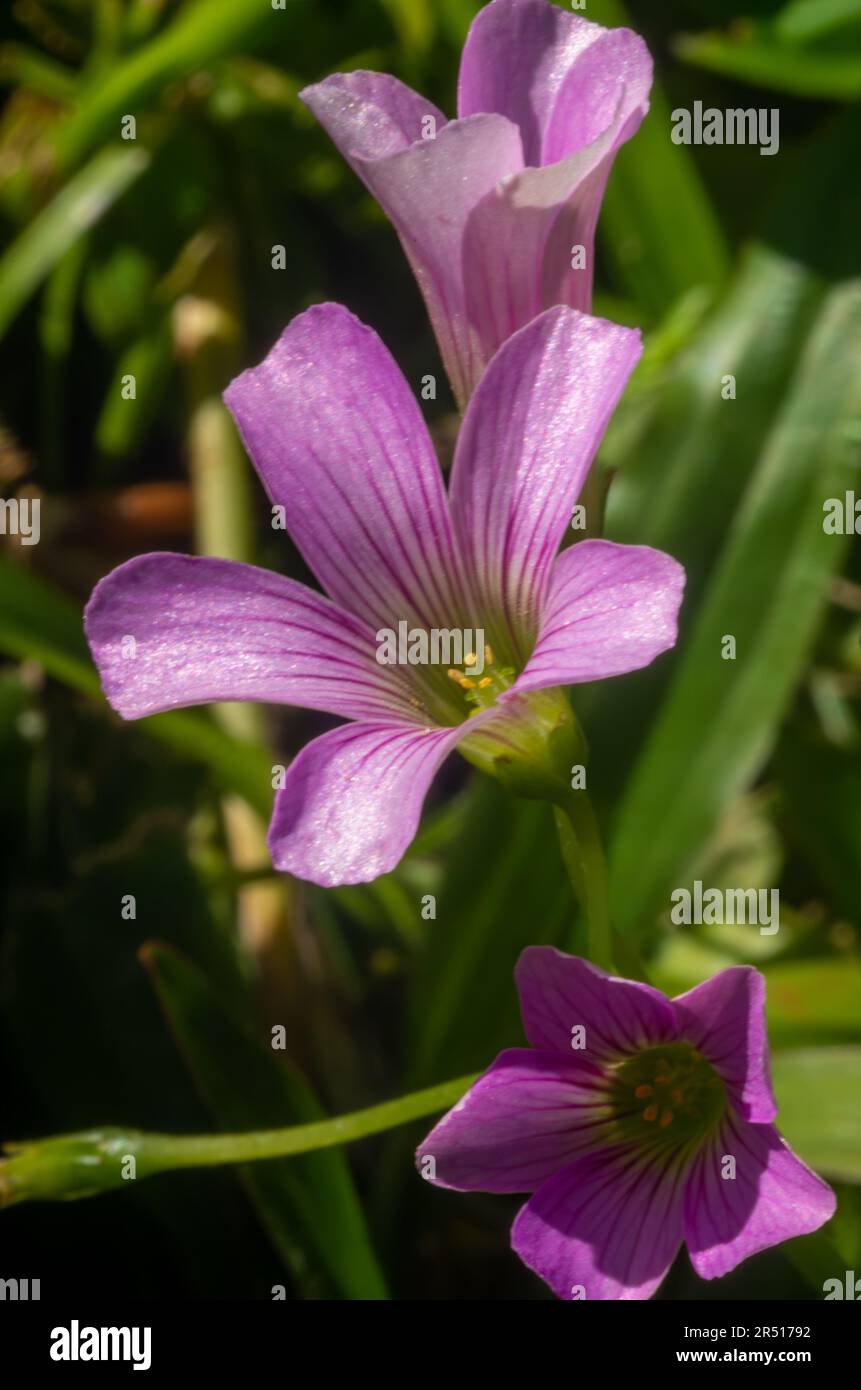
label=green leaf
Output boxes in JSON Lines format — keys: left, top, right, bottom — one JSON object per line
{"left": 674, "top": 22, "right": 861, "bottom": 100}
{"left": 0, "top": 560, "right": 272, "bottom": 817}
{"left": 0, "top": 146, "right": 149, "bottom": 339}
{"left": 773, "top": 1048, "right": 861, "bottom": 1180}
{"left": 610, "top": 280, "right": 861, "bottom": 935}
{"left": 143, "top": 943, "right": 388, "bottom": 1299}
{"left": 777, "top": 0, "right": 861, "bottom": 43}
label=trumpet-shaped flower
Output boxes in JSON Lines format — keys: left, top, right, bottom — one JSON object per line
{"left": 417, "top": 949, "right": 836, "bottom": 1299}
{"left": 301, "top": 0, "right": 652, "bottom": 406}
{"left": 85, "top": 303, "right": 683, "bottom": 887}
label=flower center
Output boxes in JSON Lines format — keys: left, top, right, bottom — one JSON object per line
{"left": 445, "top": 645, "right": 517, "bottom": 715}
{"left": 607, "top": 1042, "right": 727, "bottom": 1152}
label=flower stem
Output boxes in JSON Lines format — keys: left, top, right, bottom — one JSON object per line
{"left": 0, "top": 1074, "right": 477, "bottom": 1208}
{"left": 554, "top": 795, "right": 615, "bottom": 973}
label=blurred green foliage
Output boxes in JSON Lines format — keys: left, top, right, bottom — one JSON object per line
{"left": 0, "top": 0, "right": 859, "bottom": 1300}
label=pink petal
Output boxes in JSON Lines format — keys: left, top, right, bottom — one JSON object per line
{"left": 449, "top": 308, "right": 642, "bottom": 661}
{"left": 416, "top": 1049, "right": 610, "bottom": 1194}
{"left": 301, "top": 74, "right": 524, "bottom": 406}
{"left": 684, "top": 1115, "right": 836, "bottom": 1280}
{"left": 515, "top": 947, "right": 677, "bottom": 1062}
{"left": 512, "top": 1146, "right": 685, "bottom": 1300}
{"left": 461, "top": 127, "right": 621, "bottom": 351}
{"left": 458, "top": 0, "right": 650, "bottom": 166}
{"left": 84, "top": 553, "right": 412, "bottom": 722}
{"left": 350, "top": 115, "right": 524, "bottom": 408}
{"left": 673, "top": 968, "right": 777, "bottom": 1124}
{"left": 223, "top": 304, "right": 461, "bottom": 633}
{"left": 268, "top": 718, "right": 488, "bottom": 886}
{"left": 300, "top": 70, "right": 446, "bottom": 164}
{"left": 509, "top": 540, "right": 684, "bottom": 696}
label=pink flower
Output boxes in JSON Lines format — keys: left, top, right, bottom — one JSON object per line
{"left": 418, "top": 949, "right": 836, "bottom": 1299}
{"left": 85, "top": 304, "right": 683, "bottom": 887}
{"left": 301, "top": 0, "right": 652, "bottom": 406}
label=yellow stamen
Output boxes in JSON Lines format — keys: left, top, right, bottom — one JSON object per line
{"left": 642, "top": 1105, "right": 658, "bottom": 1122}
{"left": 484, "top": 645, "right": 495, "bottom": 666}
{"left": 459, "top": 676, "right": 476, "bottom": 690}
{"left": 447, "top": 668, "right": 462, "bottom": 681}
{"left": 634, "top": 1085, "right": 653, "bottom": 1099}
{"left": 464, "top": 652, "right": 477, "bottom": 667}
{"left": 659, "top": 1110, "right": 674, "bottom": 1128}
{"left": 478, "top": 677, "right": 493, "bottom": 689}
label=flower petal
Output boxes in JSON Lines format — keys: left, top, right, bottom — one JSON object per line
{"left": 459, "top": 0, "right": 605, "bottom": 164}
{"left": 84, "top": 552, "right": 413, "bottom": 722}
{"left": 352, "top": 116, "right": 524, "bottom": 407}
{"left": 268, "top": 717, "right": 493, "bottom": 886}
{"left": 458, "top": 0, "right": 650, "bottom": 166}
{"left": 673, "top": 967, "right": 777, "bottom": 1124}
{"left": 448, "top": 308, "right": 642, "bottom": 661}
{"left": 508, "top": 540, "right": 684, "bottom": 696}
{"left": 684, "top": 1115, "right": 836, "bottom": 1280}
{"left": 416, "top": 1048, "right": 611, "bottom": 1194}
{"left": 512, "top": 1146, "right": 686, "bottom": 1300}
{"left": 461, "top": 126, "right": 621, "bottom": 353}
{"left": 300, "top": 70, "right": 446, "bottom": 164}
{"left": 515, "top": 947, "right": 677, "bottom": 1062}
{"left": 224, "top": 304, "right": 461, "bottom": 633}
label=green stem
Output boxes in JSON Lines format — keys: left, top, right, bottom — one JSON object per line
{"left": 0, "top": 1074, "right": 476, "bottom": 1207}
{"left": 554, "top": 795, "right": 615, "bottom": 972}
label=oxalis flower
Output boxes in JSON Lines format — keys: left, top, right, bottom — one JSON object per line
{"left": 84, "top": 303, "right": 683, "bottom": 887}
{"left": 417, "top": 949, "right": 836, "bottom": 1300}
{"left": 301, "top": 0, "right": 651, "bottom": 407}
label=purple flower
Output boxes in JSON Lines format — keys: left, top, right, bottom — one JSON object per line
{"left": 417, "top": 949, "right": 836, "bottom": 1299}
{"left": 84, "top": 303, "right": 683, "bottom": 887}
{"left": 301, "top": 0, "right": 652, "bottom": 406}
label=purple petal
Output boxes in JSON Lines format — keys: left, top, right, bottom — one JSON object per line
{"left": 448, "top": 308, "right": 642, "bottom": 661}
{"left": 267, "top": 718, "right": 484, "bottom": 886}
{"left": 461, "top": 128, "right": 621, "bottom": 352}
{"left": 416, "top": 1049, "right": 610, "bottom": 1194}
{"left": 350, "top": 116, "right": 524, "bottom": 408}
{"left": 515, "top": 947, "right": 677, "bottom": 1063}
{"left": 84, "top": 553, "right": 412, "bottom": 722}
{"left": 512, "top": 1146, "right": 685, "bottom": 1300}
{"left": 224, "top": 304, "right": 461, "bottom": 633}
{"left": 509, "top": 540, "right": 684, "bottom": 696}
{"left": 301, "top": 75, "right": 523, "bottom": 406}
{"left": 673, "top": 968, "right": 777, "bottom": 1125}
{"left": 458, "top": 10, "right": 650, "bottom": 362}
{"left": 684, "top": 1115, "right": 836, "bottom": 1280}
{"left": 458, "top": 0, "right": 650, "bottom": 167}
{"left": 299, "top": 70, "right": 446, "bottom": 164}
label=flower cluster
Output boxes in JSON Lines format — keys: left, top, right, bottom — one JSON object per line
{"left": 83, "top": 0, "right": 835, "bottom": 1298}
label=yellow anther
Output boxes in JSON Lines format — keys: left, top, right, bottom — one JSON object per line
{"left": 459, "top": 676, "right": 476, "bottom": 690}
{"left": 642, "top": 1105, "right": 658, "bottom": 1122}
{"left": 659, "top": 1111, "right": 674, "bottom": 1128}
{"left": 484, "top": 645, "right": 495, "bottom": 666}
{"left": 464, "top": 652, "right": 477, "bottom": 667}
{"left": 478, "top": 677, "right": 493, "bottom": 689}
{"left": 447, "top": 668, "right": 462, "bottom": 681}
{"left": 634, "top": 1085, "right": 653, "bottom": 1099}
